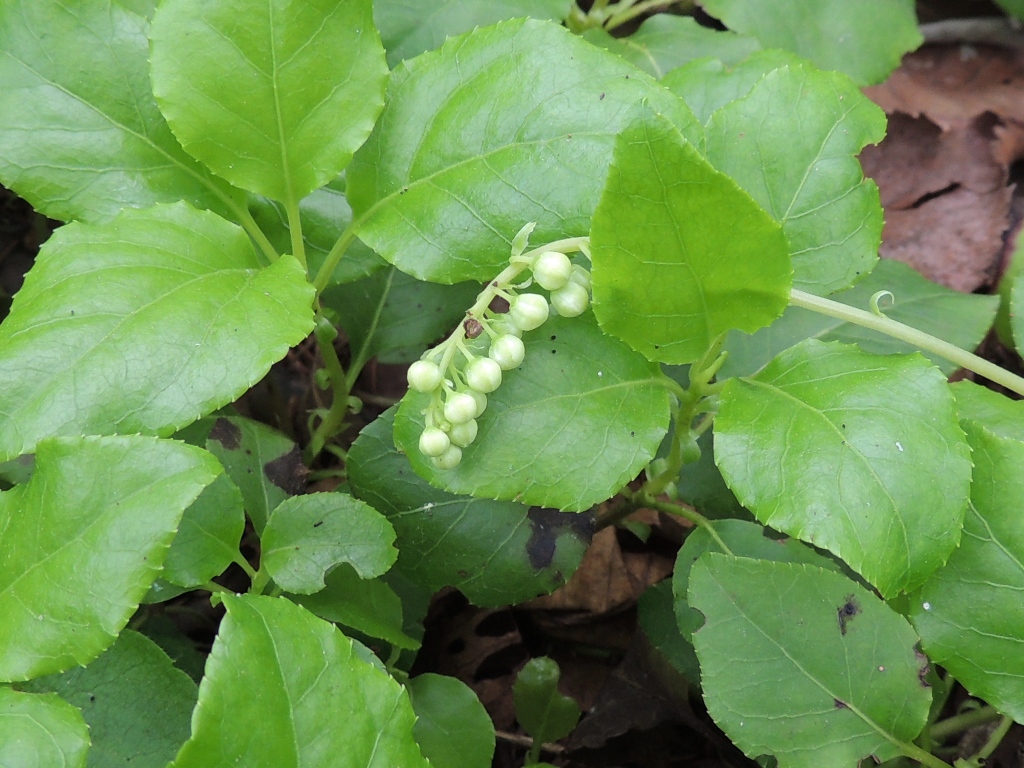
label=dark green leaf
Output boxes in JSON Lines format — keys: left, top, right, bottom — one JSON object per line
{"left": 170, "top": 594, "right": 429, "bottom": 768}
{"left": 590, "top": 103, "right": 791, "bottom": 364}
{"left": 348, "top": 408, "right": 591, "bottom": 606}
{"left": 0, "top": 687, "right": 88, "bottom": 767}
{"left": 0, "top": 0, "right": 235, "bottom": 223}
{"left": 583, "top": 15, "right": 760, "bottom": 79}
{"left": 21, "top": 631, "right": 196, "bottom": 768}
{"left": 690, "top": 555, "right": 931, "bottom": 766}
{"left": 715, "top": 340, "right": 972, "bottom": 597}
{"left": 706, "top": 65, "right": 886, "bottom": 295}
{"left": 394, "top": 312, "right": 671, "bottom": 510}
{"left": 911, "top": 423, "right": 1024, "bottom": 721}
{"left": 374, "top": 0, "right": 571, "bottom": 66}
{"left": 407, "top": 674, "right": 495, "bottom": 768}
{"left": 637, "top": 580, "right": 700, "bottom": 684}
{"left": 262, "top": 492, "right": 398, "bottom": 594}
{"left": 721, "top": 259, "right": 1000, "bottom": 379}
{"left": 163, "top": 473, "right": 245, "bottom": 589}
{"left": 673, "top": 431, "right": 745, "bottom": 519}
{"left": 322, "top": 266, "right": 481, "bottom": 366}
{"left": 512, "top": 657, "right": 581, "bottom": 745}
{"left": 951, "top": 379, "right": 1024, "bottom": 442}
{"left": 151, "top": 0, "right": 387, "bottom": 204}
{"left": 0, "top": 435, "right": 219, "bottom": 682}
{"left": 347, "top": 18, "right": 701, "bottom": 283}
{"left": 0, "top": 203, "right": 315, "bottom": 462}
{"left": 699, "top": 0, "right": 922, "bottom": 85}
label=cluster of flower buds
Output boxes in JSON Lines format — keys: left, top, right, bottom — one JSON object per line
{"left": 406, "top": 225, "right": 593, "bottom": 469}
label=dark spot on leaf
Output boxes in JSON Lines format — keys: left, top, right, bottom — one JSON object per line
{"left": 525, "top": 507, "right": 595, "bottom": 569}
{"left": 551, "top": 349, "right": 556, "bottom": 354}
{"left": 599, "top": 92, "right": 605, "bottom": 99}
{"left": 630, "top": 431, "right": 635, "bottom": 437}
{"left": 841, "top": 423, "right": 846, "bottom": 429}
{"left": 88, "top": 694, "right": 95, "bottom": 702}
{"left": 834, "top": 698, "right": 848, "bottom": 709}
{"left": 654, "top": 344, "right": 660, "bottom": 349}
{"left": 464, "top": 317, "right": 484, "bottom": 339}
{"left": 550, "top": 335, "right": 556, "bottom": 341}
{"left": 915, "top": 646, "right": 931, "bottom": 687}
{"left": 313, "top": 520, "right": 324, "bottom": 528}
{"left": 70, "top": 310, "right": 74, "bottom": 315}
{"left": 209, "top": 418, "right": 242, "bottom": 450}
{"left": 837, "top": 594, "right": 860, "bottom": 635}
{"left": 245, "top": 449, "right": 252, "bottom": 456}
{"left": 400, "top": 186, "right": 408, "bottom": 194}
{"left": 264, "top": 446, "right": 307, "bottom": 495}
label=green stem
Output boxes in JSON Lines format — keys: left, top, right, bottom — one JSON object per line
{"left": 930, "top": 706, "right": 1002, "bottom": 742}
{"left": 285, "top": 199, "right": 307, "bottom": 272}
{"left": 605, "top": 0, "right": 693, "bottom": 30}
{"left": 201, "top": 581, "right": 232, "bottom": 595}
{"left": 306, "top": 315, "right": 351, "bottom": 463}
{"left": 896, "top": 742, "right": 952, "bottom": 768}
{"left": 314, "top": 225, "right": 357, "bottom": 295}
{"left": 233, "top": 554, "right": 258, "bottom": 582}
{"left": 231, "top": 201, "right": 279, "bottom": 264}
{"left": 790, "top": 288, "right": 1024, "bottom": 397}
{"left": 633, "top": 494, "right": 734, "bottom": 555}
{"left": 249, "top": 568, "right": 271, "bottom": 595}
{"left": 974, "top": 715, "right": 1014, "bottom": 763}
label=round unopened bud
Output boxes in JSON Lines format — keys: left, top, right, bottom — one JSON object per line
{"left": 489, "top": 334, "right": 526, "bottom": 370}
{"left": 531, "top": 251, "right": 573, "bottom": 291}
{"left": 444, "top": 392, "right": 478, "bottom": 424}
{"left": 418, "top": 427, "right": 450, "bottom": 457}
{"left": 510, "top": 293, "right": 549, "bottom": 332}
{"left": 431, "top": 445, "right": 463, "bottom": 470}
{"left": 490, "top": 315, "right": 522, "bottom": 338}
{"left": 569, "top": 265, "right": 591, "bottom": 291}
{"left": 469, "top": 389, "right": 487, "bottom": 418}
{"left": 465, "top": 357, "right": 502, "bottom": 393}
{"left": 407, "top": 360, "right": 442, "bottom": 392}
{"left": 551, "top": 282, "right": 590, "bottom": 317}
{"left": 449, "top": 418, "right": 478, "bottom": 448}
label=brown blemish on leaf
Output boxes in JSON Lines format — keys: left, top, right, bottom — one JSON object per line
{"left": 209, "top": 418, "right": 241, "bottom": 450}
{"left": 525, "top": 507, "right": 595, "bottom": 569}
{"left": 837, "top": 594, "right": 860, "bottom": 635}
{"left": 915, "top": 646, "right": 931, "bottom": 688}
{"left": 263, "top": 446, "right": 307, "bottom": 496}
{"left": 834, "top": 698, "right": 849, "bottom": 709}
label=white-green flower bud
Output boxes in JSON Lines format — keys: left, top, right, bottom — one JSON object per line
{"left": 469, "top": 389, "right": 487, "bottom": 418}
{"left": 449, "top": 418, "right": 478, "bottom": 448}
{"left": 510, "top": 293, "right": 549, "bottom": 332}
{"left": 551, "top": 282, "right": 590, "bottom": 317}
{"left": 531, "top": 250, "right": 573, "bottom": 291}
{"left": 490, "top": 315, "right": 523, "bottom": 338}
{"left": 489, "top": 334, "right": 526, "bottom": 370}
{"left": 418, "top": 427, "right": 450, "bottom": 457}
{"left": 407, "top": 360, "right": 442, "bottom": 392}
{"left": 569, "top": 264, "right": 591, "bottom": 291}
{"left": 431, "top": 444, "right": 463, "bottom": 470}
{"left": 444, "top": 392, "right": 478, "bottom": 424}
{"left": 465, "top": 357, "right": 502, "bottom": 393}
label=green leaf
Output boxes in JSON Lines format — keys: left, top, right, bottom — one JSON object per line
{"left": 0, "top": 687, "right": 88, "bottom": 767}
{"left": 663, "top": 49, "right": 806, "bottom": 125}
{"left": 951, "top": 379, "right": 1024, "bottom": 442}
{"left": 162, "top": 473, "right": 245, "bottom": 589}
{"left": 202, "top": 415, "right": 305, "bottom": 534}
{"left": 347, "top": 18, "right": 701, "bottom": 284}
{"left": 637, "top": 580, "right": 701, "bottom": 684}
{"left": 706, "top": 64, "right": 886, "bottom": 295}
{"left": 911, "top": 423, "right": 1024, "bottom": 722}
{"left": 689, "top": 555, "right": 931, "bottom": 767}
{"left": 0, "top": 203, "right": 315, "bottom": 462}
{"left": 673, "top": 431, "right": 745, "bottom": 519}
{"left": 590, "top": 103, "right": 791, "bottom": 365}
{"left": 170, "top": 594, "right": 429, "bottom": 768}
{"left": 322, "top": 266, "right": 481, "bottom": 366}
{"left": 20, "top": 631, "right": 197, "bottom": 768}
{"left": 262, "top": 492, "right": 398, "bottom": 594}
{"left": 248, "top": 177, "right": 388, "bottom": 287}
{"left": 721, "top": 259, "right": 1000, "bottom": 378}
{"left": 0, "top": 435, "right": 219, "bottom": 682}
{"left": 348, "top": 408, "right": 591, "bottom": 605}
{"left": 288, "top": 565, "right": 419, "bottom": 651}
{"left": 699, "top": 0, "right": 922, "bottom": 86}
{"left": 151, "top": 0, "right": 387, "bottom": 204}
{"left": 513, "top": 657, "right": 580, "bottom": 745}
{"left": 374, "top": 0, "right": 571, "bottom": 67}
{"left": 407, "top": 674, "right": 495, "bottom": 768}
{"left": 583, "top": 15, "right": 760, "bottom": 79}
{"left": 715, "top": 340, "right": 972, "bottom": 597}
{"left": 0, "top": 0, "right": 235, "bottom": 223}
{"left": 394, "top": 312, "right": 670, "bottom": 510}
{"left": 995, "top": 0, "right": 1024, "bottom": 20}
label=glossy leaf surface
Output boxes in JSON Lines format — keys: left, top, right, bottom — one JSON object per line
{"left": 347, "top": 18, "right": 701, "bottom": 283}
{"left": 690, "top": 555, "right": 931, "bottom": 767}
{"left": 706, "top": 65, "right": 886, "bottom": 295}
{"left": 0, "top": 204, "right": 315, "bottom": 462}
{"left": 721, "top": 259, "right": 999, "bottom": 378}
{"left": 951, "top": 380, "right": 1024, "bottom": 441}
{"left": 170, "top": 595, "right": 429, "bottom": 768}
{"left": 407, "top": 674, "right": 495, "bottom": 768}
{"left": 262, "top": 492, "right": 398, "bottom": 594}
{"left": 715, "top": 340, "right": 972, "bottom": 597}
{"left": 151, "top": 0, "right": 387, "bottom": 204}
{"left": 0, "top": 0, "right": 232, "bottom": 223}
{"left": 348, "top": 409, "right": 591, "bottom": 606}
{"left": 162, "top": 474, "right": 245, "bottom": 589}
{"left": 394, "top": 312, "right": 670, "bottom": 510}
{"left": 0, "top": 436, "right": 218, "bottom": 681}
{"left": 0, "top": 687, "right": 88, "bottom": 767}
{"left": 22, "top": 631, "right": 197, "bottom": 768}
{"left": 590, "top": 104, "right": 791, "bottom": 364}
{"left": 512, "top": 657, "right": 580, "bottom": 745}
{"left": 699, "top": 0, "right": 922, "bottom": 85}
{"left": 374, "top": 0, "right": 570, "bottom": 66}
{"left": 911, "top": 423, "right": 1024, "bottom": 721}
